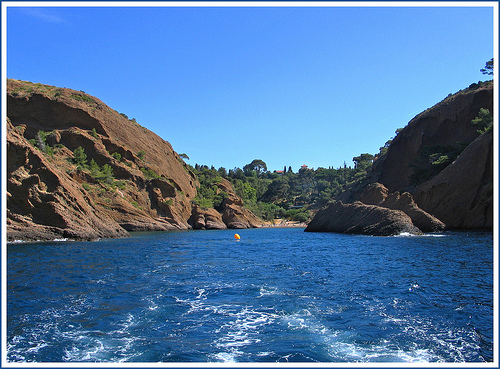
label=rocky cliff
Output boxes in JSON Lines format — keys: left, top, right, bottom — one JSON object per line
{"left": 332, "top": 81, "right": 494, "bottom": 232}
{"left": 305, "top": 201, "right": 423, "bottom": 236}
{"left": 189, "top": 178, "right": 263, "bottom": 230}
{"left": 371, "top": 81, "right": 493, "bottom": 193}
{"left": 360, "top": 183, "right": 445, "bottom": 232}
{"left": 412, "top": 130, "right": 493, "bottom": 229}
{"left": 6, "top": 79, "right": 261, "bottom": 241}
{"left": 305, "top": 183, "right": 444, "bottom": 236}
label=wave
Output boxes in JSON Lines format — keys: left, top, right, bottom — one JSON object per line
{"left": 7, "top": 237, "right": 76, "bottom": 244}
{"left": 394, "top": 232, "right": 447, "bottom": 238}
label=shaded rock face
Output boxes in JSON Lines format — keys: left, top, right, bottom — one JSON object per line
{"left": 360, "top": 183, "right": 445, "bottom": 232}
{"left": 339, "top": 82, "right": 493, "bottom": 230}
{"left": 371, "top": 82, "right": 493, "bottom": 192}
{"left": 189, "top": 205, "right": 227, "bottom": 230}
{"left": 305, "top": 201, "right": 422, "bottom": 236}
{"left": 306, "top": 183, "right": 443, "bottom": 236}
{"left": 7, "top": 79, "right": 199, "bottom": 241}
{"left": 218, "top": 179, "right": 264, "bottom": 229}
{"left": 188, "top": 178, "right": 263, "bottom": 230}
{"left": 413, "top": 131, "right": 493, "bottom": 229}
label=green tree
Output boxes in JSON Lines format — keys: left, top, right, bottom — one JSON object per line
{"left": 480, "top": 58, "right": 493, "bottom": 76}
{"left": 218, "top": 167, "right": 228, "bottom": 177}
{"left": 231, "top": 167, "right": 245, "bottom": 180}
{"left": 89, "top": 159, "right": 100, "bottom": 177}
{"left": 352, "top": 153, "right": 374, "bottom": 172}
{"left": 73, "top": 146, "right": 87, "bottom": 167}
{"left": 98, "top": 164, "right": 115, "bottom": 184}
{"left": 243, "top": 159, "right": 267, "bottom": 175}
{"left": 471, "top": 108, "right": 493, "bottom": 134}
{"left": 242, "top": 182, "right": 257, "bottom": 203}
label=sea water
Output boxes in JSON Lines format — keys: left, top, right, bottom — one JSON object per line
{"left": 6, "top": 228, "right": 494, "bottom": 363}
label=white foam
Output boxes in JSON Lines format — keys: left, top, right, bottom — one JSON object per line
{"left": 394, "top": 232, "right": 447, "bottom": 238}
{"left": 257, "top": 285, "right": 280, "bottom": 298}
{"left": 213, "top": 307, "right": 278, "bottom": 360}
{"left": 212, "top": 351, "right": 238, "bottom": 362}
{"left": 279, "top": 308, "right": 450, "bottom": 363}
{"left": 24, "top": 341, "right": 48, "bottom": 354}
{"left": 195, "top": 287, "right": 207, "bottom": 300}
{"left": 63, "top": 338, "right": 105, "bottom": 361}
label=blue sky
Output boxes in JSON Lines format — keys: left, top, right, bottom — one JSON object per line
{"left": 5, "top": 3, "right": 496, "bottom": 172}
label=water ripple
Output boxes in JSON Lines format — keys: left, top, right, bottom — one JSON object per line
{"left": 7, "top": 228, "right": 494, "bottom": 363}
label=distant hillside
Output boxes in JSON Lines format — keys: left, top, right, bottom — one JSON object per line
{"left": 6, "top": 79, "right": 261, "bottom": 241}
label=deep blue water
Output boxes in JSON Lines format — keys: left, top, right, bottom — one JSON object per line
{"left": 6, "top": 228, "right": 494, "bottom": 363}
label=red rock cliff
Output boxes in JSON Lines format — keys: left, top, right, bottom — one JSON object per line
{"left": 7, "top": 79, "right": 199, "bottom": 240}
{"left": 372, "top": 82, "right": 493, "bottom": 192}
{"left": 370, "top": 81, "right": 494, "bottom": 229}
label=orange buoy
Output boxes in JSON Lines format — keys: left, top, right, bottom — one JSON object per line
{"left": 234, "top": 234, "right": 241, "bottom": 240}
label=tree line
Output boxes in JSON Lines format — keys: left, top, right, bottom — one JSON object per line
{"left": 190, "top": 154, "right": 375, "bottom": 223}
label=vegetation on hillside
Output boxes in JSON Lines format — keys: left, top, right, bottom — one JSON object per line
{"left": 190, "top": 154, "right": 375, "bottom": 223}
{"left": 409, "top": 104, "right": 493, "bottom": 186}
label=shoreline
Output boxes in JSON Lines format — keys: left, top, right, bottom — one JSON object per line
{"left": 260, "top": 221, "right": 308, "bottom": 228}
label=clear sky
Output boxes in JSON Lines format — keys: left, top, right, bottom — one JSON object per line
{"left": 4, "top": 2, "right": 496, "bottom": 172}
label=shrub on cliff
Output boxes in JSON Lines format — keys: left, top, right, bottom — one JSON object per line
{"left": 409, "top": 144, "right": 466, "bottom": 186}
{"left": 73, "top": 146, "right": 87, "bottom": 167}
{"left": 471, "top": 108, "right": 493, "bottom": 134}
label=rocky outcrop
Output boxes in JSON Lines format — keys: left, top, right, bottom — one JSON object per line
{"left": 412, "top": 131, "right": 493, "bottom": 229}
{"left": 336, "top": 81, "right": 493, "bottom": 231}
{"left": 360, "top": 183, "right": 445, "bottom": 232}
{"left": 7, "top": 80, "right": 199, "bottom": 241}
{"left": 189, "top": 205, "right": 227, "bottom": 230}
{"left": 306, "top": 183, "right": 443, "bottom": 236}
{"left": 7, "top": 118, "right": 129, "bottom": 241}
{"left": 218, "top": 179, "right": 264, "bottom": 229}
{"left": 222, "top": 195, "right": 264, "bottom": 229}
{"left": 305, "top": 201, "right": 422, "bottom": 236}
{"left": 188, "top": 178, "right": 263, "bottom": 230}
{"left": 371, "top": 81, "right": 493, "bottom": 192}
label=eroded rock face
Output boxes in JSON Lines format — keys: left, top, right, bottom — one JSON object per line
{"left": 189, "top": 205, "right": 227, "bottom": 230}
{"left": 371, "top": 82, "right": 493, "bottom": 192}
{"left": 7, "top": 79, "right": 199, "bottom": 241}
{"left": 360, "top": 183, "right": 445, "bottom": 232}
{"left": 340, "top": 82, "right": 493, "bottom": 231}
{"left": 188, "top": 178, "right": 263, "bottom": 230}
{"left": 305, "top": 201, "right": 422, "bottom": 236}
{"left": 7, "top": 119, "right": 129, "bottom": 241}
{"left": 7, "top": 79, "right": 264, "bottom": 241}
{"left": 305, "top": 183, "right": 443, "bottom": 236}
{"left": 218, "top": 179, "right": 264, "bottom": 229}
{"left": 413, "top": 131, "right": 493, "bottom": 229}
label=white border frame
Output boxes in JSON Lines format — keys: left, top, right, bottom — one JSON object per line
{"left": 1, "top": 2, "right": 498, "bottom": 368}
